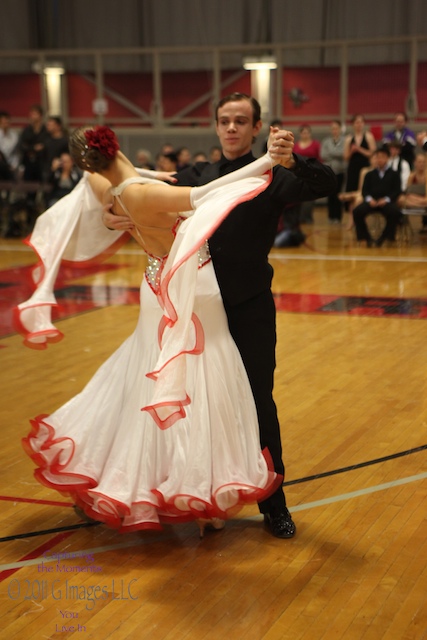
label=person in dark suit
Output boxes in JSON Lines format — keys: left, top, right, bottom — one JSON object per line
{"left": 175, "top": 93, "right": 336, "bottom": 538}
{"left": 353, "top": 147, "right": 402, "bottom": 247}
{"left": 104, "top": 93, "right": 337, "bottom": 538}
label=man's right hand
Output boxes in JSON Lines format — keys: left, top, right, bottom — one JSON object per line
{"left": 268, "top": 128, "right": 296, "bottom": 170}
{"left": 102, "top": 204, "right": 135, "bottom": 231}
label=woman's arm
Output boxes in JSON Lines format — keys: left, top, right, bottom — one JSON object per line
{"left": 126, "top": 150, "right": 275, "bottom": 223}
{"left": 87, "top": 172, "right": 114, "bottom": 206}
{"left": 364, "top": 131, "right": 377, "bottom": 155}
{"left": 343, "top": 135, "right": 352, "bottom": 161}
{"left": 406, "top": 171, "right": 415, "bottom": 187}
{"left": 122, "top": 182, "right": 192, "bottom": 227}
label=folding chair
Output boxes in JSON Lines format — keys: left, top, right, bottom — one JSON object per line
{"left": 400, "top": 207, "right": 427, "bottom": 243}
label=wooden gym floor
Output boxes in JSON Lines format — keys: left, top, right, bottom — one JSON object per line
{"left": 0, "top": 207, "right": 426, "bottom": 639}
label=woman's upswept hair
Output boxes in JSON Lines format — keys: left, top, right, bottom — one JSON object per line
{"left": 69, "top": 126, "right": 119, "bottom": 172}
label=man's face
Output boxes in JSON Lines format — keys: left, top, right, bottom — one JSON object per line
{"left": 29, "top": 109, "right": 42, "bottom": 124}
{"left": 395, "top": 114, "right": 406, "bottom": 131}
{"left": 376, "top": 151, "right": 389, "bottom": 170}
{"left": 215, "top": 100, "right": 262, "bottom": 160}
{"left": 0, "top": 116, "right": 10, "bottom": 131}
{"left": 330, "top": 122, "right": 341, "bottom": 138}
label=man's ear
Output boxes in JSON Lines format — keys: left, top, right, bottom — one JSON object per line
{"left": 253, "top": 119, "right": 263, "bottom": 138}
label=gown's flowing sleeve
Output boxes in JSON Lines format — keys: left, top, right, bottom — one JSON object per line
{"left": 14, "top": 173, "right": 127, "bottom": 349}
{"left": 142, "top": 155, "right": 273, "bottom": 429}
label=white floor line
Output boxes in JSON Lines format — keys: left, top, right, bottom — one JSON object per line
{"left": 269, "top": 251, "right": 427, "bottom": 263}
{"left": 2, "top": 471, "right": 426, "bottom": 572}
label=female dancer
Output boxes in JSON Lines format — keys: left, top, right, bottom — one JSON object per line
{"left": 20, "top": 125, "right": 291, "bottom": 536}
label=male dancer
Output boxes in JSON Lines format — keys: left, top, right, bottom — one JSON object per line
{"left": 105, "top": 94, "right": 336, "bottom": 538}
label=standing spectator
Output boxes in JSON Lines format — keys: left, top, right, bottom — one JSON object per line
{"left": 353, "top": 147, "right": 402, "bottom": 247}
{"left": 294, "top": 125, "right": 321, "bottom": 223}
{"left": 19, "top": 105, "right": 48, "bottom": 184}
{"left": 0, "top": 111, "right": 20, "bottom": 175}
{"left": 44, "top": 116, "right": 69, "bottom": 178}
{"left": 344, "top": 114, "right": 377, "bottom": 193}
{"left": 383, "top": 112, "right": 416, "bottom": 168}
{"left": 294, "top": 124, "right": 321, "bottom": 160}
{"left": 387, "top": 141, "right": 411, "bottom": 191}
{"left": 18, "top": 105, "right": 49, "bottom": 222}
{"left": 321, "top": 120, "right": 346, "bottom": 224}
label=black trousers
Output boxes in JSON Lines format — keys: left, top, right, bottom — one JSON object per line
{"left": 222, "top": 289, "right": 286, "bottom": 514}
{"left": 353, "top": 202, "right": 401, "bottom": 242}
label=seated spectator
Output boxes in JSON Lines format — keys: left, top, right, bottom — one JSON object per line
{"left": 135, "top": 148, "right": 155, "bottom": 170}
{"left": 383, "top": 112, "right": 416, "bottom": 168}
{"left": 387, "top": 141, "right": 410, "bottom": 191}
{"left": 0, "top": 111, "right": 20, "bottom": 176}
{"left": 48, "top": 152, "right": 81, "bottom": 206}
{"left": 294, "top": 125, "right": 321, "bottom": 224}
{"left": 353, "top": 147, "right": 402, "bottom": 247}
{"left": 273, "top": 204, "right": 306, "bottom": 248}
{"left": 398, "top": 152, "right": 427, "bottom": 233}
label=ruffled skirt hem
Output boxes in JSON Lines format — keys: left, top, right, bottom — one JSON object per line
{"left": 23, "top": 414, "right": 282, "bottom": 533}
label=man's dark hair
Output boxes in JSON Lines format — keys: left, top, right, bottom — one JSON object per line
{"left": 215, "top": 93, "right": 261, "bottom": 126}
{"left": 376, "top": 145, "right": 391, "bottom": 157}
{"left": 395, "top": 111, "right": 408, "bottom": 122}
{"left": 48, "top": 115, "right": 63, "bottom": 127}
{"left": 30, "top": 104, "right": 44, "bottom": 116}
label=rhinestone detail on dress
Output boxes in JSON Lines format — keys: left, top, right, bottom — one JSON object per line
{"left": 145, "top": 241, "right": 211, "bottom": 294}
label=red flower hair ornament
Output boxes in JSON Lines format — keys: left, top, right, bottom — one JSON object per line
{"left": 84, "top": 126, "right": 120, "bottom": 160}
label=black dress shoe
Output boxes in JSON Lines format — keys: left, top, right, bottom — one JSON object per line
{"left": 73, "top": 504, "right": 100, "bottom": 525}
{"left": 264, "top": 508, "right": 296, "bottom": 538}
